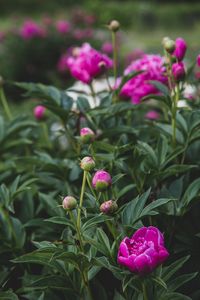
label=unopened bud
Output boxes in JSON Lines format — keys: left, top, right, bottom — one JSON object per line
{"left": 92, "top": 170, "right": 112, "bottom": 191}
{"left": 80, "top": 127, "right": 95, "bottom": 144}
{"left": 163, "top": 39, "right": 175, "bottom": 54}
{"left": 108, "top": 20, "right": 120, "bottom": 32}
{"left": 80, "top": 156, "right": 95, "bottom": 172}
{"left": 62, "top": 196, "right": 77, "bottom": 210}
{"left": 100, "top": 200, "right": 118, "bottom": 215}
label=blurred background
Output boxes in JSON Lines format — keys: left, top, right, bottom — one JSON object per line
{"left": 0, "top": 0, "right": 200, "bottom": 100}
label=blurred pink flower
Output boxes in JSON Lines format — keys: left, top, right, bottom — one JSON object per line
{"left": 120, "top": 54, "right": 167, "bottom": 104}
{"left": 55, "top": 20, "right": 71, "bottom": 34}
{"left": 196, "top": 54, "right": 200, "bottom": 67}
{"left": 101, "top": 42, "right": 113, "bottom": 55}
{"left": 125, "top": 49, "right": 145, "bottom": 65}
{"left": 66, "top": 43, "right": 113, "bottom": 84}
{"left": 145, "top": 110, "right": 160, "bottom": 120}
{"left": 57, "top": 53, "right": 69, "bottom": 73}
{"left": 19, "top": 20, "right": 46, "bottom": 39}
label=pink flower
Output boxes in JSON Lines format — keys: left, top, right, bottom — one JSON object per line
{"left": 118, "top": 226, "right": 169, "bottom": 275}
{"left": 55, "top": 20, "right": 71, "bottom": 34}
{"left": 197, "top": 54, "right": 200, "bottom": 67}
{"left": 145, "top": 110, "right": 160, "bottom": 120}
{"left": 20, "top": 20, "right": 46, "bottom": 39}
{"left": 120, "top": 54, "right": 167, "bottom": 104}
{"left": 125, "top": 49, "right": 144, "bottom": 65}
{"left": 92, "top": 170, "right": 112, "bottom": 191}
{"left": 34, "top": 105, "right": 46, "bottom": 120}
{"left": 173, "top": 38, "right": 187, "bottom": 61}
{"left": 66, "top": 43, "right": 113, "bottom": 84}
{"left": 172, "top": 62, "right": 185, "bottom": 81}
{"left": 101, "top": 42, "right": 113, "bottom": 55}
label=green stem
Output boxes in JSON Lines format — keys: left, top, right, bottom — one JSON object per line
{"left": 142, "top": 282, "right": 148, "bottom": 300}
{"left": 172, "top": 84, "right": 180, "bottom": 149}
{"left": 0, "top": 86, "right": 12, "bottom": 120}
{"left": 86, "top": 174, "right": 97, "bottom": 200}
{"left": 89, "top": 82, "right": 97, "bottom": 107}
{"left": 42, "top": 122, "right": 51, "bottom": 148}
{"left": 77, "top": 171, "right": 87, "bottom": 232}
{"left": 112, "top": 31, "right": 117, "bottom": 83}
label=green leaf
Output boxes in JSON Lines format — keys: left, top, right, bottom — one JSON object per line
{"left": 149, "top": 80, "right": 170, "bottom": 96}
{"left": 82, "top": 214, "right": 112, "bottom": 233}
{"left": 0, "top": 291, "right": 19, "bottom": 300}
{"left": 162, "top": 256, "right": 190, "bottom": 282}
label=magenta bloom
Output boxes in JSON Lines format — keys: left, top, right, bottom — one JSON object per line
{"left": 20, "top": 20, "right": 45, "bottom": 39}
{"left": 55, "top": 20, "right": 71, "bottom": 34}
{"left": 66, "top": 43, "right": 113, "bottom": 84}
{"left": 57, "top": 53, "right": 69, "bottom": 73}
{"left": 120, "top": 54, "right": 167, "bottom": 104}
{"left": 196, "top": 54, "right": 200, "bottom": 67}
{"left": 118, "top": 226, "right": 169, "bottom": 275}
{"left": 34, "top": 105, "right": 46, "bottom": 120}
{"left": 145, "top": 110, "right": 160, "bottom": 120}
{"left": 92, "top": 170, "right": 112, "bottom": 191}
{"left": 101, "top": 42, "right": 113, "bottom": 55}
{"left": 172, "top": 62, "right": 185, "bottom": 81}
{"left": 173, "top": 38, "right": 187, "bottom": 61}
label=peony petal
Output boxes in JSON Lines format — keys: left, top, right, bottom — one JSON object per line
{"left": 158, "top": 248, "right": 169, "bottom": 264}
{"left": 131, "top": 227, "right": 147, "bottom": 240}
{"left": 134, "top": 253, "right": 151, "bottom": 275}
{"left": 119, "top": 239, "right": 129, "bottom": 257}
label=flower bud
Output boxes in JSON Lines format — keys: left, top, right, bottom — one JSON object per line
{"left": 163, "top": 38, "right": 175, "bottom": 54}
{"left": 173, "top": 37, "right": 187, "bottom": 61}
{"left": 92, "top": 170, "right": 112, "bottom": 191}
{"left": 34, "top": 105, "right": 46, "bottom": 121}
{"left": 172, "top": 62, "right": 185, "bottom": 81}
{"left": 80, "top": 156, "right": 95, "bottom": 172}
{"left": 62, "top": 196, "right": 77, "bottom": 210}
{"left": 108, "top": 20, "right": 120, "bottom": 32}
{"left": 100, "top": 200, "right": 118, "bottom": 215}
{"left": 80, "top": 127, "right": 95, "bottom": 144}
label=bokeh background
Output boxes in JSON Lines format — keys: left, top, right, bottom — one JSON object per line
{"left": 0, "top": 0, "right": 200, "bottom": 101}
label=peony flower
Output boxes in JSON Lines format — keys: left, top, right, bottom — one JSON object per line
{"left": 66, "top": 43, "right": 113, "bottom": 84}
{"left": 172, "top": 62, "right": 185, "bottom": 81}
{"left": 92, "top": 170, "right": 112, "bottom": 191}
{"left": 57, "top": 53, "right": 69, "bottom": 73}
{"left": 120, "top": 54, "right": 167, "bottom": 104}
{"left": 20, "top": 20, "right": 46, "bottom": 39}
{"left": 173, "top": 38, "right": 187, "bottom": 61}
{"left": 55, "top": 20, "right": 71, "bottom": 34}
{"left": 118, "top": 226, "right": 169, "bottom": 275}
{"left": 145, "top": 110, "right": 160, "bottom": 120}
{"left": 34, "top": 105, "right": 46, "bottom": 120}
{"left": 80, "top": 127, "right": 95, "bottom": 143}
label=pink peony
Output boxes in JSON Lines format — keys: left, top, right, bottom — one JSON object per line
{"left": 92, "top": 170, "right": 112, "bottom": 191}
{"left": 172, "top": 62, "right": 185, "bottom": 81}
{"left": 57, "top": 53, "right": 69, "bottom": 73}
{"left": 173, "top": 38, "right": 187, "bottom": 61}
{"left": 145, "top": 110, "right": 160, "bottom": 120}
{"left": 66, "top": 43, "right": 113, "bottom": 84}
{"left": 55, "top": 20, "right": 71, "bottom": 34}
{"left": 118, "top": 226, "right": 169, "bottom": 275}
{"left": 20, "top": 20, "right": 46, "bottom": 39}
{"left": 34, "top": 105, "right": 46, "bottom": 120}
{"left": 80, "top": 127, "right": 95, "bottom": 143}
{"left": 120, "top": 54, "right": 167, "bottom": 104}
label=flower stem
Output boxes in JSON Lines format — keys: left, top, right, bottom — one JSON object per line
{"left": 77, "top": 170, "right": 87, "bottom": 233}
{"left": 89, "top": 82, "right": 97, "bottom": 107}
{"left": 42, "top": 122, "right": 51, "bottom": 148}
{"left": 112, "top": 31, "right": 117, "bottom": 83}
{"left": 142, "top": 282, "right": 148, "bottom": 300}
{"left": 0, "top": 86, "right": 12, "bottom": 121}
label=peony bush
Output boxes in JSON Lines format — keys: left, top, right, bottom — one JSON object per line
{"left": 0, "top": 21, "right": 200, "bottom": 300}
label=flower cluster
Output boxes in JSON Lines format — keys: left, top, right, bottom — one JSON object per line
{"left": 19, "top": 20, "right": 46, "bottom": 39}
{"left": 66, "top": 43, "right": 113, "bottom": 84}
